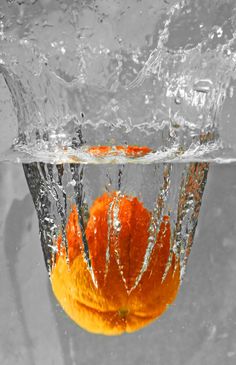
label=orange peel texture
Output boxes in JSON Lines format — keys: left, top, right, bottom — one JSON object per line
{"left": 51, "top": 192, "right": 180, "bottom": 336}
{"left": 87, "top": 145, "right": 152, "bottom": 158}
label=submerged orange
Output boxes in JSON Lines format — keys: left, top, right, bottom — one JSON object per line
{"left": 51, "top": 192, "right": 180, "bottom": 335}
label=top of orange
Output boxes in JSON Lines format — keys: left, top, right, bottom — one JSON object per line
{"left": 51, "top": 192, "right": 180, "bottom": 335}
{"left": 87, "top": 145, "right": 152, "bottom": 158}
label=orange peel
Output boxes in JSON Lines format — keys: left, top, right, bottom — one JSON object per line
{"left": 51, "top": 192, "right": 180, "bottom": 335}
{"left": 87, "top": 145, "right": 152, "bottom": 158}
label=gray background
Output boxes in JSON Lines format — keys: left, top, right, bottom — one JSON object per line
{"left": 0, "top": 162, "right": 236, "bottom": 365}
{"left": 0, "top": 1, "right": 236, "bottom": 363}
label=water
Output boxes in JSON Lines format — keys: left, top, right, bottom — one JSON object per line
{"left": 23, "top": 161, "right": 208, "bottom": 281}
{"left": 0, "top": 0, "right": 236, "bottom": 163}
{"left": 0, "top": 0, "right": 236, "bottom": 338}
{"left": 1, "top": 162, "right": 236, "bottom": 363}
{"left": 22, "top": 160, "right": 209, "bottom": 335}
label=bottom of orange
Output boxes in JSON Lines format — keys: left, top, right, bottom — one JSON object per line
{"left": 51, "top": 258, "right": 164, "bottom": 335}
{"left": 51, "top": 192, "right": 180, "bottom": 335}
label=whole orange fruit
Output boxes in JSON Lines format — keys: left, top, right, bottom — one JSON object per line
{"left": 51, "top": 191, "right": 180, "bottom": 335}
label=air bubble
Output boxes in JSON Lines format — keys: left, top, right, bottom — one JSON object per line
{"left": 193, "top": 79, "right": 213, "bottom": 94}
{"left": 175, "top": 96, "right": 182, "bottom": 105}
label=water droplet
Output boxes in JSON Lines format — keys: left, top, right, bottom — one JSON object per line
{"left": 209, "top": 32, "right": 214, "bottom": 40}
{"left": 193, "top": 79, "right": 213, "bottom": 94}
{"left": 16, "top": 18, "right": 23, "bottom": 25}
{"left": 216, "top": 26, "right": 223, "bottom": 38}
{"left": 61, "top": 47, "right": 66, "bottom": 55}
{"left": 175, "top": 96, "right": 182, "bottom": 105}
{"left": 145, "top": 95, "right": 150, "bottom": 104}
{"left": 175, "top": 90, "right": 182, "bottom": 104}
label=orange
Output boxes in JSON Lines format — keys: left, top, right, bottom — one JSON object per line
{"left": 51, "top": 192, "right": 180, "bottom": 335}
{"left": 87, "top": 145, "right": 152, "bottom": 158}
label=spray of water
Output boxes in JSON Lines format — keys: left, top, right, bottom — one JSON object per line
{"left": 0, "top": 0, "right": 236, "bottom": 163}
{"left": 0, "top": 0, "right": 234, "bottom": 334}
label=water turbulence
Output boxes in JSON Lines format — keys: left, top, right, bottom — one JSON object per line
{"left": 0, "top": 0, "right": 236, "bottom": 334}
{"left": 23, "top": 161, "right": 208, "bottom": 334}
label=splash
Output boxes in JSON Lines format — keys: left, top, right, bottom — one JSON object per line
{"left": 0, "top": 0, "right": 234, "bottom": 334}
{"left": 0, "top": 0, "right": 236, "bottom": 163}
{"left": 23, "top": 161, "right": 209, "bottom": 334}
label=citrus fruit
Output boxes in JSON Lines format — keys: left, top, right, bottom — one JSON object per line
{"left": 51, "top": 191, "right": 180, "bottom": 335}
{"left": 87, "top": 145, "right": 152, "bottom": 158}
